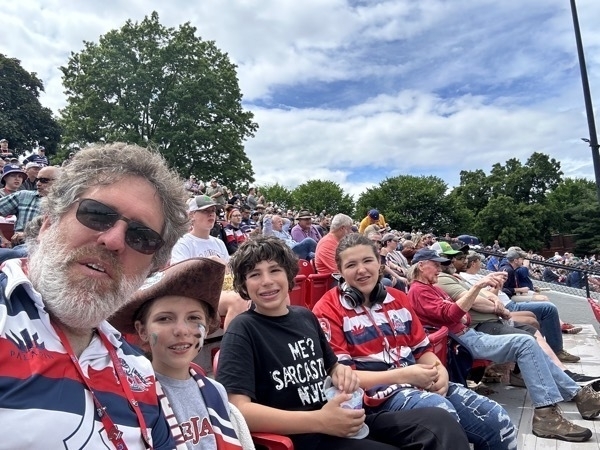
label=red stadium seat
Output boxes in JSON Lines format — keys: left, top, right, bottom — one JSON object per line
{"left": 588, "top": 298, "right": 600, "bottom": 323}
{"left": 297, "top": 259, "right": 314, "bottom": 278}
{"left": 425, "top": 326, "right": 448, "bottom": 367}
{"left": 306, "top": 273, "right": 333, "bottom": 310}
{"left": 289, "top": 275, "right": 308, "bottom": 308}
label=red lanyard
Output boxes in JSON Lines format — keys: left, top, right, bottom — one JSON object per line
{"left": 361, "top": 305, "right": 401, "bottom": 367}
{"left": 52, "top": 322, "right": 152, "bottom": 450}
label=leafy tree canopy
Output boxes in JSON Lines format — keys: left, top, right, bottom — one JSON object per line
{"left": 292, "top": 180, "right": 355, "bottom": 217}
{"left": 257, "top": 183, "right": 293, "bottom": 210}
{"left": 0, "top": 54, "right": 61, "bottom": 155}
{"left": 59, "top": 11, "right": 258, "bottom": 191}
{"left": 356, "top": 175, "right": 469, "bottom": 235}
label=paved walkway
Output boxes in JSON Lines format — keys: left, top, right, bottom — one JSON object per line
{"left": 485, "top": 324, "right": 600, "bottom": 449}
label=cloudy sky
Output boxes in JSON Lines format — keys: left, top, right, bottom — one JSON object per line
{"left": 2, "top": 0, "right": 600, "bottom": 198}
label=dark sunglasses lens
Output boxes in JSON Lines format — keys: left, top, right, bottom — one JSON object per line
{"left": 37, "top": 178, "right": 53, "bottom": 184}
{"left": 125, "top": 224, "right": 163, "bottom": 255}
{"left": 76, "top": 199, "right": 119, "bottom": 231}
{"left": 76, "top": 199, "right": 163, "bottom": 254}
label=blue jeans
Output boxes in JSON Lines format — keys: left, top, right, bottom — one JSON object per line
{"left": 291, "top": 238, "right": 317, "bottom": 260}
{"left": 505, "top": 300, "right": 563, "bottom": 353}
{"left": 461, "top": 328, "right": 580, "bottom": 408}
{"left": 0, "top": 244, "right": 28, "bottom": 263}
{"left": 370, "top": 382, "right": 516, "bottom": 450}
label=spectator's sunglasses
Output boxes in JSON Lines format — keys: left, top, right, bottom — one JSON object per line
{"left": 75, "top": 198, "right": 163, "bottom": 255}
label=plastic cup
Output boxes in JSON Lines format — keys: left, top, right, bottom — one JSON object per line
{"left": 323, "top": 377, "right": 369, "bottom": 439}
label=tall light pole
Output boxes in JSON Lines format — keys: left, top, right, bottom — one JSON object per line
{"left": 570, "top": 0, "right": 600, "bottom": 204}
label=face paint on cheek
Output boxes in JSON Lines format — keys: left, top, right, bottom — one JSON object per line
{"left": 150, "top": 333, "right": 158, "bottom": 348}
{"left": 194, "top": 324, "right": 206, "bottom": 350}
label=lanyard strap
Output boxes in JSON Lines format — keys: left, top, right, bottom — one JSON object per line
{"left": 361, "top": 306, "right": 400, "bottom": 367}
{"left": 52, "top": 323, "right": 151, "bottom": 450}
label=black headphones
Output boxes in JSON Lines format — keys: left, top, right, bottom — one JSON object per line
{"left": 338, "top": 277, "right": 387, "bottom": 308}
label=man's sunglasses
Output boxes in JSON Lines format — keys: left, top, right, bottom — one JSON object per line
{"left": 37, "top": 178, "right": 55, "bottom": 184}
{"left": 75, "top": 198, "right": 163, "bottom": 255}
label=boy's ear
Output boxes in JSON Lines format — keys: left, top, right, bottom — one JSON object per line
{"left": 134, "top": 321, "right": 148, "bottom": 341}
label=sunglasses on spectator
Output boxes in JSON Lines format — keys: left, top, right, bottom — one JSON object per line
{"left": 37, "top": 178, "right": 55, "bottom": 184}
{"left": 75, "top": 198, "right": 163, "bottom": 255}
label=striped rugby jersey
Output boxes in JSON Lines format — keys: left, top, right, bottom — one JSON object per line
{"left": 0, "top": 259, "right": 174, "bottom": 449}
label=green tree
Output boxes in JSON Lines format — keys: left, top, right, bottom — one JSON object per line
{"left": 449, "top": 169, "right": 491, "bottom": 216}
{"left": 356, "top": 175, "right": 470, "bottom": 234}
{"left": 291, "top": 180, "right": 354, "bottom": 216}
{"left": 0, "top": 54, "right": 61, "bottom": 155}
{"left": 487, "top": 153, "right": 562, "bottom": 204}
{"left": 257, "top": 183, "right": 293, "bottom": 210}
{"left": 547, "top": 178, "right": 600, "bottom": 255}
{"left": 473, "top": 195, "right": 552, "bottom": 250}
{"left": 60, "top": 11, "right": 258, "bottom": 189}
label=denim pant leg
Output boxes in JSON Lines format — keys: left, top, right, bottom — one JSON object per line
{"left": 0, "top": 244, "right": 28, "bottom": 263}
{"left": 375, "top": 387, "right": 460, "bottom": 421}
{"left": 461, "top": 329, "right": 575, "bottom": 407}
{"left": 506, "top": 300, "right": 563, "bottom": 353}
{"left": 292, "top": 238, "right": 317, "bottom": 260}
{"left": 445, "top": 382, "right": 517, "bottom": 450}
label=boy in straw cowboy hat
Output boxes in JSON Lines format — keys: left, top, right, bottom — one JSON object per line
{"left": 111, "top": 257, "right": 254, "bottom": 449}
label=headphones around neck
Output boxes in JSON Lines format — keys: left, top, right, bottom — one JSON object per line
{"left": 338, "top": 277, "right": 387, "bottom": 308}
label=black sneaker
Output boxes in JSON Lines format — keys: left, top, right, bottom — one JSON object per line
{"left": 565, "top": 370, "right": 600, "bottom": 386}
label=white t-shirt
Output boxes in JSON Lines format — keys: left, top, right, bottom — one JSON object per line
{"left": 171, "top": 233, "right": 229, "bottom": 264}
{"left": 460, "top": 272, "right": 512, "bottom": 305}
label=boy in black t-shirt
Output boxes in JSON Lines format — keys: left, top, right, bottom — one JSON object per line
{"left": 217, "top": 236, "right": 469, "bottom": 450}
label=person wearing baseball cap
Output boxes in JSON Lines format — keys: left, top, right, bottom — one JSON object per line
{"left": 21, "top": 162, "right": 42, "bottom": 191}
{"left": 110, "top": 257, "right": 252, "bottom": 448}
{"left": 171, "top": 195, "right": 251, "bottom": 332}
{"left": 358, "top": 208, "right": 386, "bottom": 234}
{"left": 0, "top": 164, "right": 26, "bottom": 197}
{"left": 171, "top": 195, "right": 227, "bottom": 265}
{"left": 407, "top": 247, "right": 600, "bottom": 443}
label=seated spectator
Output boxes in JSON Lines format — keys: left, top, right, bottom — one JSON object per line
{"left": 217, "top": 236, "right": 471, "bottom": 450}
{"left": 111, "top": 258, "right": 253, "bottom": 448}
{"left": 380, "top": 232, "right": 410, "bottom": 281}
{"left": 23, "top": 145, "right": 48, "bottom": 166}
{"left": 543, "top": 267, "right": 561, "bottom": 284}
{"left": 407, "top": 248, "right": 600, "bottom": 443}
{"left": 246, "top": 187, "right": 258, "bottom": 210}
{"left": 400, "top": 239, "right": 416, "bottom": 264}
{"left": 367, "top": 232, "right": 405, "bottom": 290}
{"left": 314, "top": 213, "right": 353, "bottom": 275}
{"left": 0, "top": 164, "right": 26, "bottom": 197}
{"left": 312, "top": 233, "right": 508, "bottom": 449}
{"left": 499, "top": 247, "right": 552, "bottom": 301}
{"left": 263, "top": 213, "right": 317, "bottom": 260}
{"left": 0, "top": 165, "right": 59, "bottom": 259}
{"left": 222, "top": 208, "right": 247, "bottom": 255}
{"left": 20, "top": 162, "right": 41, "bottom": 191}
{"left": 183, "top": 174, "right": 203, "bottom": 195}
{"left": 315, "top": 215, "right": 330, "bottom": 238}
{"left": 459, "top": 251, "right": 593, "bottom": 382}
{"left": 291, "top": 210, "right": 321, "bottom": 244}
{"left": 239, "top": 204, "right": 258, "bottom": 235}
{"left": 170, "top": 195, "right": 249, "bottom": 330}
{"left": 358, "top": 209, "right": 385, "bottom": 234}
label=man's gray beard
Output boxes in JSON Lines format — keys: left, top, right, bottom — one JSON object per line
{"left": 28, "top": 225, "right": 149, "bottom": 330}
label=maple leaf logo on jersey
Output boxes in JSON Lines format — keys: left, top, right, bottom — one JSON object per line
{"left": 118, "top": 358, "right": 152, "bottom": 392}
{"left": 7, "top": 328, "right": 46, "bottom": 352}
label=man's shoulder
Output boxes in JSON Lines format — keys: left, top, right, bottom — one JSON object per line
{"left": 436, "top": 273, "right": 458, "bottom": 285}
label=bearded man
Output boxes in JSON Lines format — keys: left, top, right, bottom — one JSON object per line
{"left": 0, "top": 143, "right": 188, "bottom": 449}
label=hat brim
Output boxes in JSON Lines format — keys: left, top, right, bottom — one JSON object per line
{"left": 441, "top": 250, "right": 462, "bottom": 256}
{"left": 109, "top": 258, "right": 225, "bottom": 335}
